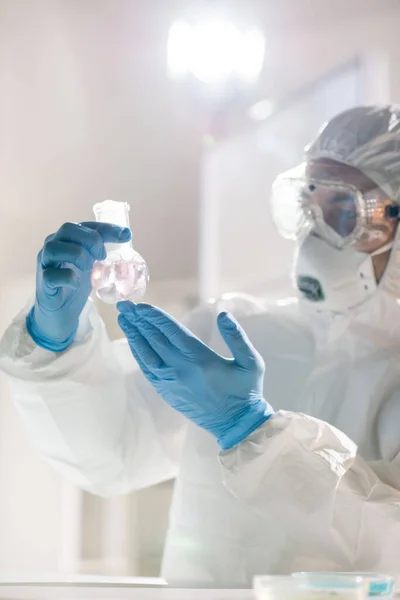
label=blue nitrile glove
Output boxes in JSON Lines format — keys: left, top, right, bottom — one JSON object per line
{"left": 117, "top": 302, "right": 274, "bottom": 450}
{"left": 27, "top": 221, "right": 131, "bottom": 352}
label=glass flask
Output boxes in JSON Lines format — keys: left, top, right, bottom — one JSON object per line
{"left": 91, "top": 200, "right": 149, "bottom": 304}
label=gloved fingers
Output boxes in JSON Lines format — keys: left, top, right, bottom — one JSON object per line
{"left": 80, "top": 222, "right": 131, "bottom": 244}
{"left": 52, "top": 222, "right": 130, "bottom": 262}
{"left": 117, "top": 303, "right": 179, "bottom": 363}
{"left": 217, "top": 312, "right": 264, "bottom": 371}
{"left": 132, "top": 315, "right": 180, "bottom": 362}
{"left": 52, "top": 223, "right": 106, "bottom": 261}
{"left": 43, "top": 233, "right": 56, "bottom": 245}
{"left": 117, "top": 301, "right": 137, "bottom": 315}
{"left": 41, "top": 241, "right": 94, "bottom": 272}
{"left": 133, "top": 303, "right": 207, "bottom": 356}
{"left": 118, "top": 315, "right": 165, "bottom": 376}
{"left": 42, "top": 268, "right": 80, "bottom": 292}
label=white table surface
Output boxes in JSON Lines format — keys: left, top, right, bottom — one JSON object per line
{"left": 0, "top": 586, "right": 253, "bottom": 600}
{"left": 0, "top": 576, "right": 165, "bottom": 588}
{"left": 0, "top": 577, "right": 253, "bottom": 600}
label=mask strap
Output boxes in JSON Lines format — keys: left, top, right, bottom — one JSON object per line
{"left": 370, "top": 241, "right": 393, "bottom": 258}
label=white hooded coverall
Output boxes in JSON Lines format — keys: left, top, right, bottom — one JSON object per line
{"left": 1, "top": 105, "right": 400, "bottom": 586}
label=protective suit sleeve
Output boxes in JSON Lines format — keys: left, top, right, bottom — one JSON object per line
{"left": 220, "top": 411, "right": 400, "bottom": 573}
{"left": 0, "top": 299, "right": 187, "bottom": 496}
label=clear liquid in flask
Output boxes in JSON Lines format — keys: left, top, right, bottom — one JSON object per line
{"left": 91, "top": 250, "right": 149, "bottom": 304}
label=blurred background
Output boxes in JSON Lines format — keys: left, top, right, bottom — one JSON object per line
{"left": 0, "top": 0, "right": 397, "bottom": 579}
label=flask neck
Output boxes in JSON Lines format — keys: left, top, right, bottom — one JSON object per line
{"left": 93, "top": 200, "right": 130, "bottom": 228}
{"left": 93, "top": 200, "right": 133, "bottom": 261}
{"left": 104, "top": 241, "right": 134, "bottom": 262}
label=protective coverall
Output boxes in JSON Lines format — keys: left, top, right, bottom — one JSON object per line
{"left": 1, "top": 105, "right": 400, "bottom": 586}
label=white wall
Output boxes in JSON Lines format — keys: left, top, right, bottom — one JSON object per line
{"left": 0, "top": 0, "right": 202, "bottom": 284}
{"left": 253, "top": 0, "right": 399, "bottom": 105}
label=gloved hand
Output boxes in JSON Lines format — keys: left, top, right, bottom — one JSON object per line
{"left": 27, "top": 221, "right": 131, "bottom": 352}
{"left": 117, "top": 302, "right": 273, "bottom": 450}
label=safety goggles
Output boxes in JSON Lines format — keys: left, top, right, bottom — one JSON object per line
{"left": 271, "top": 164, "right": 398, "bottom": 248}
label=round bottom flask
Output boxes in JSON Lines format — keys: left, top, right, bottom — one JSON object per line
{"left": 91, "top": 200, "right": 149, "bottom": 304}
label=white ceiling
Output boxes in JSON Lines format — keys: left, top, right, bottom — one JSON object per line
{"left": 0, "top": 0, "right": 398, "bottom": 281}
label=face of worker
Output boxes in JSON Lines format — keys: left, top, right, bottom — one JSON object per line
{"left": 304, "top": 159, "right": 397, "bottom": 254}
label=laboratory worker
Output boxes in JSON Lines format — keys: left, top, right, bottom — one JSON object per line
{"left": 2, "top": 105, "right": 400, "bottom": 586}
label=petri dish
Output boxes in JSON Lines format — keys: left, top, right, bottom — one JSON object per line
{"left": 292, "top": 571, "right": 395, "bottom": 598}
{"left": 292, "top": 573, "right": 394, "bottom": 599}
{"left": 254, "top": 574, "right": 367, "bottom": 600}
